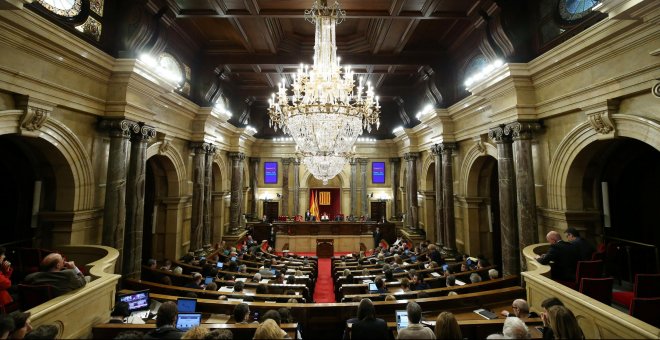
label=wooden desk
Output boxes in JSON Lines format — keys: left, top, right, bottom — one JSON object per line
{"left": 252, "top": 221, "right": 395, "bottom": 244}
{"left": 92, "top": 322, "right": 298, "bottom": 340}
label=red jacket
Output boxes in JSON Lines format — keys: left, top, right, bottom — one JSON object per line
{"left": 0, "top": 266, "right": 13, "bottom": 306}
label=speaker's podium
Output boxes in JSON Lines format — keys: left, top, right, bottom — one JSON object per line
{"left": 316, "top": 239, "right": 334, "bottom": 258}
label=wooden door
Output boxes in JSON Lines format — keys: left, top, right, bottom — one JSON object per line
{"left": 370, "top": 201, "right": 386, "bottom": 221}
{"left": 263, "top": 201, "right": 279, "bottom": 222}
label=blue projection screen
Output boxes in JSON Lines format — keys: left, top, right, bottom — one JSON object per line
{"left": 264, "top": 162, "right": 278, "bottom": 184}
{"left": 372, "top": 162, "right": 385, "bottom": 184}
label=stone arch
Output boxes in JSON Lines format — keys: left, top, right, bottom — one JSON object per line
{"left": 146, "top": 142, "right": 186, "bottom": 197}
{"left": 460, "top": 142, "right": 498, "bottom": 197}
{"left": 0, "top": 110, "right": 94, "bottom": 211}
{"left": 547, "top": 114, "right": 660, "bottom": 210}
{"left": 301, "top": 168, "right": 348, "bottom": 189}
{"left": 420, "top": 152, "right": 435, "bottom": 191}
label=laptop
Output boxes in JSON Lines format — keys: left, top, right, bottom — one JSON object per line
{"left": 204, "top": 276, "right": 214, "bottom": 285}
{"left": 396, "top": 310, "right": 409, "bottom": 331}
{"left": 474, "top": 309, "right": 498, "bottom": 320}
{"left": 230, "top": 256, "right": 237, "bottom": 262}
{"left": 216, "top": 262, "right": 224, "bottom": 269}
{"left": 176, "top": 313, "right": 202, "bottom": 331}
{"left": 117, "top": 290, "right": 151, "bottom": 318}
{"left": 368, "top": 283, "right": 378, "bottom": 293}
{"left": 410, "top": 255, "right": 417, "bottom": 263}
{"left": 177, "top": 298, "right": 197, "bottom": 313}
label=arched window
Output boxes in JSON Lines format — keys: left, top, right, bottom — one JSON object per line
{"left": 35, "top": 0, "right": 104, "bottom": 42}
{"left": 37, "top": 0, "right": 82, "bottom": 17}
{"left": 559, "top": 0, "right": 600, "bottom": 23}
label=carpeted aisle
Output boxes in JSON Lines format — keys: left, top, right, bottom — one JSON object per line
{"left": 313, "top": 258, "right": 335, "bottom": 302}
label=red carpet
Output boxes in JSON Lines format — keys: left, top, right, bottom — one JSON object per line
{"left": 313, "top": 258, "right": 335, "bottom": 302}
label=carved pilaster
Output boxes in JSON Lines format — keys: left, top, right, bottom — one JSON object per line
{"left": 488, "top": 125, "right": 519, "bottom": 276}
{"left": 203, "top": 145, "right": 216, "bottom": 245}
{"left": 350, "top": 158, "right": 358, "bottom": 217}
{"left": 123, "top": 123, "right": 156, "bottom": 279}
{"left": 582, "top": 100, "right": 619, "bottom": 136}
{"left": 389, "top": 158, "right": 400, "bottom": 219}
{"left": 403, "top": 152, "right": 419, "bottom": 229}
{"left": 228, "top": 152, "right": 246, "bottom": 234}
{"left": 281, "top": 158, "right": 292, "bottom": 217}
{"left": 359, "top": 158, "right": 369, "bottom": 217}
{"left": 430, "top": 145, "right": 444, "bottom": 245}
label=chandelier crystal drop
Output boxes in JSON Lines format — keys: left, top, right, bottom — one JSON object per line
{"left": 268, "top": 0, "right": 380, "bottom": 184}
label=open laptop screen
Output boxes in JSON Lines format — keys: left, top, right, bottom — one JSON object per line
{"left": 177, "top": 298, "right": 197, "bottom": 313}
{"left": 204, "top": 276, "right": 214, "bottom": 285}
{"left": 117, "top": 290, "right": 150, "bottom": 312}
{"left": 176, "top": 313, "right": 202, "bottom": 331}
{"left": 396, "top": 310, "right": 409, "bottom": 331}
{"left": 368, "top": 283, "right": 378, "bottom": 293}
{"left": 216, "top": 262, "right": 224, "bottom": 269}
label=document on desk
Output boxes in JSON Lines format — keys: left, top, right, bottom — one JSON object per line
{"left": 127, "top": 316, "right": 146, "bottom": 324}
{"left": 218, "top": 286, "right": 234, "bottom": 292}
{"left": 429, "top": 272, "right": 441, "bottom": 277}
{"left": 455, "top": 279, "right": 466, "bottom": 286}
{"left": 206, "top": 314, "right": 231, "bottom": 324}
{"left": 235, "top": 277, "right": 247, "bottom": 282}
{"left": 260, "top": 279, "right": 270, "bottom": 284}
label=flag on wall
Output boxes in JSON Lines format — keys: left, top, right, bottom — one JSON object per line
{"left": 319, "top": 191, "right": 331, "bottom": 205}
{"left": 310, "top": 190, "right": 320, "bottom": 222}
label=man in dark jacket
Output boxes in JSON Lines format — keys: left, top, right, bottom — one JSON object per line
{"left": 566, "top": 227, "right": 595, "bottom": 261}
{"left": 143, "top": 301, "right": 184, "bottom": 339}
{"left": 372, "top": 227, "right": 382, "bottom": 249}
{"left": 536, "top": 231, "right": 580, "bottom": 281}
{"left": 23, "top": 253, "right": 86, "bottom": 297}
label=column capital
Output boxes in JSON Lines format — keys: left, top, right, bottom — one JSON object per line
{"left": 190, "top": 142, "right": 210, "bottom": 154}
{"left": 439, "top": 142, "right": 457, "bottom": 155}
{"left": 358, "top": 158, "right": 369, "bottom": 165}
{"left": 228, "top": 152, "right": 246, "bottom": 161}
{"left": 488, "top": 125, "right": 512, "bottom": 144}
{"left": 504, "top": 121, "right": 542, "bottom": 140}
{"left": 206, "top": 144, "right": 217, "bottom": 155}
{"left": 281, "top": 157, "right": 293, "bottom": 166}
{"left": 99, "top": 118, "right": 136, "bottom": 138}
{"left": 249, "top": 157, "right": 261, "bottom": 164}
{"left": 349, "top": 158, "right": 357, "bottom": 166}
{"left": 430, "top": 144, "right": 442, "bottom": 156}
{"left": 389, "top": 157, "right": 401, "bottom": 164}
{"left": 403, "top": 152, "right": 419, "bottom": 161}
{"left": 130, "top": 123, "right": 156, "bottom": 142}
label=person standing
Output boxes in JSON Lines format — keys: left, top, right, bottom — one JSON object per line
{"left": 372, "top": 227, "right": 382, "bottom": 249}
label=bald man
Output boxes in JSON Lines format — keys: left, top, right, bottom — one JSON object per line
{"left": 535, "top": 231, "right": 579, "bottom": 281}
{"left": 24, "top": 253, "right": 86, "bottom": 297}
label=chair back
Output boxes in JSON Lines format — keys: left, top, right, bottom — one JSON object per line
{"left": 630, "top": 297, "right": 660, "bottom": 328}
{"left": 18, "top": 284, "right": 55, "bottom": 310}
{"left": 579, "top": 277, "right": 613, "bottom": 305}
{"left": 576, "top": 260, "right": 603, "bottom": 280}
{"left": 633, "top": 274, "right": 660, "bottom": 298}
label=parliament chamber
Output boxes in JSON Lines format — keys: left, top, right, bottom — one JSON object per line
{"left": 0, "top": 0, "right": 658, "bottom": 338}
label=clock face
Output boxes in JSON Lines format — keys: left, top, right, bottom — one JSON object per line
{"left": 38, "top": 0, "right": 83, "bottom": 17}
{"left": 559, "top": 0, "right": 599, "bottom": 22}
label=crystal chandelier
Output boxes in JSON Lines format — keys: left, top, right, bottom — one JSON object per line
{"left": 268, "top": 0, "right": 380, "bottom": 185}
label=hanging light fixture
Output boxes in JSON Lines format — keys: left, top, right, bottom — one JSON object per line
{"left": 268, "top": 0, "right": 380, "bottom": 185}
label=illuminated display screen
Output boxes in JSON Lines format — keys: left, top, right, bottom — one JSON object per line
{"left": 264, "top": 162, "right": 278, "bottom": 184}
{"left": 372, "top": 162, "right": 385, "bottom": 184}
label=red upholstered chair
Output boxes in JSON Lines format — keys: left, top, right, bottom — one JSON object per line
{"left": 18, "top": 284, "right": 54, "bottom": 310}
{"left": 612, "top": 273, "right": 660, "bottom": 309}
{"left": 629, "top": 297, "right": 660, "bottom": 327}
{"left": 561, "top": 260, "right": 603, "bottom": 290}
{"left": 580, "top": 277, "right": 613, "bottom": 305}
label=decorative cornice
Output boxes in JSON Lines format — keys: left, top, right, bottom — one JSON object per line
{"left": 15, "top": 96, "right": 55, "bottom": 136}
{"left": 504, "top": 121, "right": 542, "bottom": 140}
{"left": 581, "top": 100, "right": 619, "bottom": 135}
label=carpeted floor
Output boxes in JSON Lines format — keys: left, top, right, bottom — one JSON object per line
{"left": 279, "top": 251, "right": 349, "bottom": 303}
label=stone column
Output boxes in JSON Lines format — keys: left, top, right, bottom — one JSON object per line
{"left": 390, "top": 158, "right": 400, "bottom": 219}
{"left": 189, "top": 142, "right": 208, "bottom": 251}
{"left": 441, "top": 143, "right": 457, "bottom": 251}
{"left": 506, "top": 121, "right": 541, "bottom": 270}
{"left": 281, "top": 158, "right": 292, "bottom": 217}
{"left": 359, "top": 158, "right": 369, "bottom": 218}
{"left": 293, "top": 159, "right": 300, "bottom": 216}
{"left": 123, "top": 123, "right": 156, "bottom": 279}
{"left": 489, "top": 126, "right": 519, "bottom": 276}
{"left": 430, "top": 145, "right": 444, "bottom": 246}
{"left": 203, "top": 144, "right": 216, "bottom": 246}
{"left": 228, "top": 152, "right": 245, "bottom": 234}
{"left": 99, "top": 119, "right": 134, "bottom": 273}
{"left": 249, "top": 157, "right": 260, "bottom": 219}
{"left": 403, "top": 152, "right": 419, "bottom": 229}
{"left": 350, "top": 158, "right": 358, "bottom": 217}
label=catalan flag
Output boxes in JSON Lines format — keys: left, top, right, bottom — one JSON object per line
{"left": 310, "top": 190, "right": 320, "bottom": 222}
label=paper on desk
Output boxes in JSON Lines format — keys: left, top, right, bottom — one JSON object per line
{"left": 218, "top": 286, "right": 234, "bottom": 292}
{"left": 127, "top": 316, "right": 145, "bottom": 324}
{"left": 455, "top": 279, "right": 466, "bottom": 286}
{"left": 430, "top": 272, "right": 441, "bottom": 277}
{"left": 227, "top": 298, "right": 244, "bottom": 302}
{"left": 206, "top": 314, "right": 231, "bottom": 324}
{"left": 260, "top": 279, "right": 270, "bottom": 283}
{"left": 235, "top": 277, "right": 247, "bottom": 282}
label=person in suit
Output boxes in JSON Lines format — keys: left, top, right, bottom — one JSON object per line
{"left": 350, "top": 298, "right": 390, "bottom": 340}
{"left": 143, "top": 301, "right": 185, "bottom": 339}
{"left": 372, "top": 227, "right": 382, "bottom": 249}
{"left": 536, "top": 231, "right": 580, "bottom": 281}
{"left": 565, "top": 227, "right": 595, "bottom": 261}
{"left": 305, "top": 210, "right": 311, "bottom": 221}
{"left": 23, "top": 253, "right": 86, "bottom": 297}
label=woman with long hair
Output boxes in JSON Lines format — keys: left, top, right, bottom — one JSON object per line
{"left": 546, "top": 305, "right": 584, "bottom": 339}
{"left": 434, "top": 312, "right": 462, "bottom": 339}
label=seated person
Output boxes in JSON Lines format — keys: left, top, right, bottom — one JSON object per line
{"left": 373, "top": 277, "right": 388, "bottom": 294}
{"left": 232, "top": 281, "right": 254, "bottom": 302}
{"left": 350, "top": 299, "right": 389, "bottom": 340}
{"left": 143, "top": 301, "right": 184, "bottom": 339}
{"left": 396, "top": 301, "right": 435, "bottom": 339}
{"left": 23, "top": 253, "right": 86, "bottom": 297}
{"left": 410, "top": 274, "right": 430, "bottom": 291}
{"left": 321, "top": 212, "right": 329, "bottom": 221}
{"left": 24, "top": 324, "right": 58, "bottom": 339}
{"left": 535, "top": 231, "right": 579, "bottom": 282}
{"left": 233, "top": 303, "right": 256, "bottom": 324}
{"left": 502, "top": 317, "right": 530, "bottom": 339}
{"left": 488, "top": 269, "right": 499, "bottom": 280}
{"left": 184, "top": 273, "right": 203, "bottom": 289}
{"left": 501, "top": 299, "right": 538, "bottom": 318}
{"left": 109, "top": 302, "right": 130, "bottom": 323}
{"left": 0, "top": 247, "right": 14, "bottom": 308}
{"left": 8, "top": 311, "right": 31, "bottom": 339}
